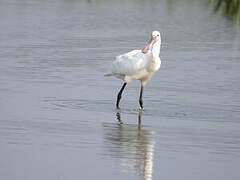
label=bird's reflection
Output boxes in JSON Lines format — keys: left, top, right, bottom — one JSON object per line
{"left": 102, "top": 110, "right": 155, "bottom": 180}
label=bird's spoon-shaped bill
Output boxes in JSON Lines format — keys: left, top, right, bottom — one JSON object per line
{"left": 141, "top": 38, "right": 154, "bottom": 54}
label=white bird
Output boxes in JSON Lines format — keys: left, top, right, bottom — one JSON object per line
{"left": 105, "top": 31, "right": 162, "bottom": 109}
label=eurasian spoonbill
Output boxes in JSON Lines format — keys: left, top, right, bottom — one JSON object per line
{"left": 105, "top": 31, "right": 162, "bottom": 109}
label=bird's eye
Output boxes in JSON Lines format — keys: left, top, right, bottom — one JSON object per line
{"left": 157, "top": 35, "right": 159, "bottom": 36}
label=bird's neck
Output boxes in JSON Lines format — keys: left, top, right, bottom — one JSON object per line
{"left": 151, "top": 41, "right": 160, "bottom": 61}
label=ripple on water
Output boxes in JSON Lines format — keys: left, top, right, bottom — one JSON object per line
{"left": 0, "top": 115, "right": 99, "bottom": 149}
{"left": 101, "top": 111, "right": 155, "bottom": 180}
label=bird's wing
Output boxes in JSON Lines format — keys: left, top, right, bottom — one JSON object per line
{"left": 112, "top": 50, "right": 151, "bottom": 75}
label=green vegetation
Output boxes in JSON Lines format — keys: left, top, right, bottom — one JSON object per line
{"left": 210, "top": 0, "right": 240, "bottom": 22}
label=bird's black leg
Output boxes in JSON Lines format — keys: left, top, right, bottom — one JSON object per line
{"left": 139, "top": 84, "right": 144, "bottom": 109}
{"left": 116, "top": 83, "right": 127, "bottom": 109}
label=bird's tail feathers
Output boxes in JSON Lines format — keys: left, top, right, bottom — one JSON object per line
{"left": 104, "top": 73, "right": 113, "bottom": 77}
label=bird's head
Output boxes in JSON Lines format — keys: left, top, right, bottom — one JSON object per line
{"left": 151, "top": 31, "right": 161, "bottom": 42}
{"left": 142, "top": 30, "right": 161, "bottom": 54}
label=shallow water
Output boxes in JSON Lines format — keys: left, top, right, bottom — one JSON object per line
{"left": 0, "top": 0, "right": 240, "bottom": 179}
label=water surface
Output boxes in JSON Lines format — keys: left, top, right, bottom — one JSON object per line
{"left": 0, "top": 0, "right": 240, "bottom": 180}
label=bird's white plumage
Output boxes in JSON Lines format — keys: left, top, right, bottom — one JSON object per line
{"left": 113, "top": 50, "right": 151, "bottom": 75}
{"left": 107, "top": 31, "right": 161, "bottom": 85}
